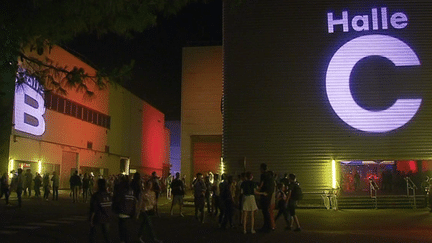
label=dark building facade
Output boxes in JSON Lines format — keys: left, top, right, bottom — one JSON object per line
{"left": 223, "top": 1, "right": 432, "bottom": 191}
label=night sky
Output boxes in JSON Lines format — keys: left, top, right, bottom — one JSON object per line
{"left": 65, "top": 0, "right": 222, "bottom": 120}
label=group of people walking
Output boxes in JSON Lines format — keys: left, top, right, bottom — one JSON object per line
{"left": 90, "top": 171, "right": 163, "bottom": 243}
{"left": 1, "top": 166, "right": 303, "bottom": 241}
{"left": 0, "top": 169, "right": 60, "bottom": 207}
{"left": 190, "top": 163, "right": 302, "bottom": 234}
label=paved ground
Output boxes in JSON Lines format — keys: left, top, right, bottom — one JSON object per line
{"left": 0, "top": 190, "right": 432, "bottom": 243}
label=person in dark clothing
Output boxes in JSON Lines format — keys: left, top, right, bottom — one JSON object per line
{"left": 204, "top": 175, "right": 212, "bottom": 214}
{"left": 70, "top": 171, "right": 81, "bottom": 203}
{"left": 221, "top": 175, "right": 235, "bottom": 229}
{"left": 280, "top": 173, "right": 290, "bottom": 188}
{"left": 112, "top": 175, "right": 136, "bottom": 243}
{"left": 16, "top": 169, "right": 24, "bottom": 207}
{"left": 43, "top": 173, "right": 50, "bottom": 200}
{"left": 0, "top": 173, "right": 10, "bottom": 205}
{"left": 274, "top": 183, "right": 290, "bottom": 229}
{"left": 217, "top": 174, "right": 226, "bottom": 227}
{"left": 170, "top": 172, "right": 185, "bottom": 217}
{"left": 130, "top": 172, "right": 142, "bottom": 200}
{"left": 89, "top": 179, "right": 112, "bottom": 243}
{"left": 51, "top": 171, "right": 59, "bottom": 200}
{"left": 287, "top": 174, "right": 301, "bottom": 231}
{"left": 82, "top": 173, "right": 90, "bottom": 203}
{"left": 193, "top": 173, "right": 207, "bottom": 223}
{"left": 258, "top": 163, "right": 273, "bottom": 232}
{"left": 33, "top": 172, "right": 42, "bottom": 198}
{"left": 23, "top": 169, "right": 32, "bottom": 197}
{"left": 212, "top": 174, "right": 221, "bottom": 217}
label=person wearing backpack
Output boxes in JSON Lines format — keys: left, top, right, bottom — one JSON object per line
{"left": 274, "top": 183, "right": 290, "bottom": 229}
{"left": 112, "top": 175, "right": 136, "bottom": 243}
{"left": 287, "top": 174, "right": 301, "bottom": 232}
{"left": 89, "top": 179, "right": 112, "bottom": 243}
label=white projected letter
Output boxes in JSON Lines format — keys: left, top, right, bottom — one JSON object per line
{"left": 328, "top": 11, "right": 349, "bottom": 33}
{"left": 14, "top": 85, "right": 46, "bottom": 136}
{"left": 326, "top": 35, "right": 421, "bottom": 133}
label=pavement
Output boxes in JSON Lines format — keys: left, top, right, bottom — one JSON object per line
{"left": 0, "top": 190, "right": 432, "bottom": 243}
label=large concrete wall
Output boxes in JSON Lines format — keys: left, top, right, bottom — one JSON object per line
{"left": 181, "top": 46, "right": 223, "bottom": 185}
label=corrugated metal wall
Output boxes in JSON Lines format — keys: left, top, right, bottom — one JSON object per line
{"left": 223, "top": 0, "right": 432, "bottom": 191}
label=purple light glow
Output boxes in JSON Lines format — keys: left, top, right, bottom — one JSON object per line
{"left": 326, "top": 34, "right": 421, "bottom": 133}
{"left": 14, "top": 83, "right": 46, "bottom": 136}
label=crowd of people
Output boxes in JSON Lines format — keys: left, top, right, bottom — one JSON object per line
{"left": 188, "top": 163, "right": 303, "bottom": 234}
{"left": 0, "top": 164, "right": 305, "bottom": 242}
{"left": 0, "top": 168, "right": 61, "bottom": 207}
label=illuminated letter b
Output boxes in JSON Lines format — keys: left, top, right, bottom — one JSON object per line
{"left": 14, "top": 85, "right": 46, "bottom": 136}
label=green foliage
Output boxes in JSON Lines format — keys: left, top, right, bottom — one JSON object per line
{"left": 1, "top": 0, "right": 197, "bottom": 96}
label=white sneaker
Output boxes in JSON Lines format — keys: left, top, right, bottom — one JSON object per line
{"left": 251, "top": 229, "right": 256, "bottom": 234}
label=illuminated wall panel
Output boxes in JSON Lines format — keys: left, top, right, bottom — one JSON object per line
{"left": 140, "top": 103, "right": 167, "bottom": 176}
{"left": 192, "top": 137, "right": 222, "bottom": 177}
{"left": 223, "top": 1, "right": 432, "bottom": 191}
{"left": 9, "top": 45, "right": 169, "bottom": 184}
{"left": 181, "top": 46, "right": 223, "bottom": 184}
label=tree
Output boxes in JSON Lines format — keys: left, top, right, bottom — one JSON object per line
{"left": 0, "top": 0, "right": 199, "bottom": 173}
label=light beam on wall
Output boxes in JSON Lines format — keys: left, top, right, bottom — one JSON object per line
{"left": 332, "top": 160, "right": 337, "bottom": 189}
{"left": 38, "top": 160, "right": 42, "bottom": 174}
{"left": 9, "top": 159, "right": 14, "bottom": 174}
{"left": 220, "top": 157, "right": 225, "bottom": 175}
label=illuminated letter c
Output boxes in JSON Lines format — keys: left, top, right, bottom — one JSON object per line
{"left": 326, "top": 34, "right": 421, "bottom": 133}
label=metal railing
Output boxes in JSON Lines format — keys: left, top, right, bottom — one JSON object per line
{"left": 405, "top": 177, "right": 418, "bottom": 209}
{"left": 369, "top": 178, "right": 379, "bottom": 209}
{"left": 320, "top": 188, "right": 339, "bottom": 210}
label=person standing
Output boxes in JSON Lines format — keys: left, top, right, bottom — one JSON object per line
{"left": 136, "top": 180, "right": 163, "bottom": 243}
{"left": 165, "top": 173, "right": 173, "bottom": 199}
{"left": 149, "top": 172, "right": 161, "bottom": 217}
{"left": 235, "top": 173, "right": 246, "bottom": 226}
{"left": 258, "top": 163, "right": 273, "bottom": 232}
{"left": 274, "top": 183, "right": 290, "bottom": 229}
{"left": 241, "top": 172, "right": 259, "bottom": 234}
{"left": 112, "top": 175, "right": 136, "bottom": 243}
{"left": 287, "top": 174, "right": 301, "bottom": 231}
{"left": 269, "top": 171, "right": 277, "bottom": 230}
{"left": 204, "top": 175, "right": 212, "bottom": 214}
{"left": 24, "top": 169, "right": 32, "bottom": 197}
{"left": 193, "top": 173, "right": 207, "bottom": 223}
{"left": 220, "top": 175, "right": 235, "bottom": 229}
{"left": 43, "top": 173, "right": 50, "bottom": 201}
{"left": 212, "top": 174, "right": 221, "bottom": 217}
{"left": 0, "top": 172, "right": 10, "bottom": 205}
{"left": 70, "top": 171, "right": 81, "bottom": 203}
{"left": 82, "top": 173, "right": 91, "bottom": 203}
{"left": 16, "top": 168, "right": 24, "bottom": 207}
{"left": 33, "top": 172, "right": 42, "bottom": 198}
{"left": 130, "top": 172, "right": 142, "bottom": 200}
{"left": 170, "top": 172, "right": 185, "bottom": 217}
{"left": 51, "top": 171, "right": 59, "bottom": 201}
{"left": 89, "top": 179, "right": 112, "bottom": 243}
